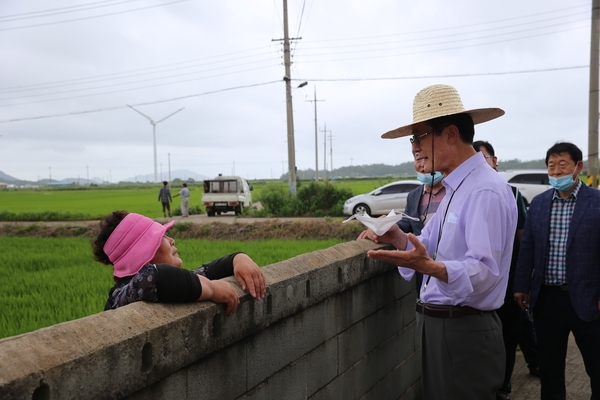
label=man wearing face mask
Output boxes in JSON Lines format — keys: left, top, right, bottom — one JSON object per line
{"left": 399, "top": 153, "right": 446, "bottom": 295}
{"left": 514, "top": 142, "right": 600, "bottom": 400}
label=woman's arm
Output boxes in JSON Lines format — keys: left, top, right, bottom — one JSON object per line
{"left": 194, "top": 252, "right": 266, "bottom": 300}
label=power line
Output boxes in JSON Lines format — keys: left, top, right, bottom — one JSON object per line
{"left": 0, "top": 63, "right": 277, "bottom": 106}
{"left": 0, "top": 80, "right": 280, "bottom": 123}
{"left": 299, "top": 5, "right": 588, "bottom": 44}
{"left": 0, "top": 0, "right": 189, "bottom": 31}
{"left": 0, "top": 6, "right": 586, "bottom": 102}
{"left": 0, "top": 46, "right": 275, "bottom": 93}
{"left": 0, "top": 64, "right": 588, "bottom": 123}
{"left": 0, "top": 0, "right": 145, "bottom": 22}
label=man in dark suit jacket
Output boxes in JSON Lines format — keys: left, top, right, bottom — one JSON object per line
{"left": 514, "top": 142, "right": 600, "bottom": 400}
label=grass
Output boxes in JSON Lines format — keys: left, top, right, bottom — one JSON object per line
{"left": 0, "top": 179, "right": 412, "bottom": 221}
{"left": 0, "top": 236, "right": 347, "bottom": 339}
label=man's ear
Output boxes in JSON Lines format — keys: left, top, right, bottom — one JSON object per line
{"left": 445, "top": 124, "right": 459, "bottom": 144}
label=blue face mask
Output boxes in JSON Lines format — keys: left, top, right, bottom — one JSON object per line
{"left": 548, "top": 174, "right": 575, "bottom": 191}
{"left": 416, "top": 172, "right": 444, "bottom": 186}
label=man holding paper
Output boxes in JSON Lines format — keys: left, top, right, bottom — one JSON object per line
{"left": 360, "top": 84, "right": 517, "bottom": 399}
{"left": 358, "top": 150, "right": 446, "bottom": 294}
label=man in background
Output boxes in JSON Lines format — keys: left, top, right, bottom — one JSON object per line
{"left": 173, "top": 183, "right": 190, "bottom": 217}
{"left": 158, "top": 181, "right": 172, "bottom": 218}
{"left": 473, "top": 140, "right": 538, "bottom": 400}
{"left": 514, "top": 142, "right": 600, "bottom": 400}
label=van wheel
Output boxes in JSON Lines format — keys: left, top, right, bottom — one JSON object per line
{"left": 235, "top": 204, "right": 244, "bottom": 215}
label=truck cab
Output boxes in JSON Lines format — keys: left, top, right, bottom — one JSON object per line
{"left": 202, "top": 175, "right": 253, "bottom": 216}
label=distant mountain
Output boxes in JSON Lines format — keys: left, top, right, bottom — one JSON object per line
{"left": 58, "top": 177, "right": 104, "bottom": 184}
{"left": 0, "top": 171, "right": 18, "bottom": 182}
{"left": 122, "top": 169, "right": 210, "bottom": 183}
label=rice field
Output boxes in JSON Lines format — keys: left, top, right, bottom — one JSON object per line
{"left": 0, "top": 179, "right": 398, "bottom": 221}
{"left": 0, "top": 236, "right": 346, "bottom": 339}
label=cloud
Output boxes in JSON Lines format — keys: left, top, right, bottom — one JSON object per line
{"left": 0, "top": 0, "right": 593, "bottom": 182}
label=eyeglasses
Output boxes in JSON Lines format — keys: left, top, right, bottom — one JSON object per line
{"left": 483, "top": 155, "right": 494, "bottom": 159}
{"left": 410, "top": 132, "right": 429, "bottom": 146}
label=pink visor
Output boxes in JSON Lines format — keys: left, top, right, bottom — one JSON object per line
{"left": 104, "top": 213, "right": 175, "bottom": 278}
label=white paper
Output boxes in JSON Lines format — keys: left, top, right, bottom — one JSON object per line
{"left": 342, "top": 209, "right": 420, "bottom": 236}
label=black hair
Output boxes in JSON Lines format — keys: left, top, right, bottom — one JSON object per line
{"left": 545, "top": 142, "right": 583, "bottom": 165}
{"left": 182, "top": 183, "right": 187, "bottom": 187}
{"left": 91, "top": 210, "right": 129, "bottom": 265}
{"left": 163, "top": 181, "right": 168, "bottom": 186}
{"left": 472, "top": 140, "right": 495, "bottom": 156}
{"left": 429, "top": 113, "right": 475, "bottom": 144}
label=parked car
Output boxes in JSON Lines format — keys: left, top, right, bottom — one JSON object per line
{"left": 497, "top": 169, "right": 551, "bottom": 206}
{"left": 343, "top": 180, "right": 423, "bottom": 217}
{"left": 202, "top": 175, "right": 253, "bottom": 216}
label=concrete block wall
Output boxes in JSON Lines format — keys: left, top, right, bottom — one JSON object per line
{"left": 0, "top": 240, "right": 421, "bottom": 400}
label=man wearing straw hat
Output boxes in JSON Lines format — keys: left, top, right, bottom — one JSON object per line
{"left": 362, "top": 84, "right": 517, "bottom": 399}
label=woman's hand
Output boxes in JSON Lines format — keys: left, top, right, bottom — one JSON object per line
{"left": 209, "top": 280, "right": 240, "bottom": 315}
{"left": 198, "top": 276, "right": 240, "bottom": 315}
{"left": 233, "top": 253, "right": 266, "bottom": 300}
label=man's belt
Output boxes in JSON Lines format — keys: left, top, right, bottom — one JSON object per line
{"left": 415, "top": 300, "right": 488, "bottom": 318}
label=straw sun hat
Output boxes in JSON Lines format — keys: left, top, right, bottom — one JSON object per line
{"left": 381, "top": 84, "right": 505, "bottom": 139}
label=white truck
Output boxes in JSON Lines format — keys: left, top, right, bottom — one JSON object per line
{"left": 202, "top": 175, "right": 253, "bottom": 216}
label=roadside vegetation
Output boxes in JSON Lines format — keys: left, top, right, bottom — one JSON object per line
{"left": 0, "top": 178, "right": 403, "bottom": 221}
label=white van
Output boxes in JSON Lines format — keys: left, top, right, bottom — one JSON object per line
{"left": 202, "top": 175, "right": 253, "bottom": 216}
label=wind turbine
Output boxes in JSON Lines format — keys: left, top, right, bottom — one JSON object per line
{"left": 127, "top": 105, "right": 184, "bottom": 183}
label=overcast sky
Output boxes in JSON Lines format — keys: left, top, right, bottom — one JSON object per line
{"left": 0, "top": 0, "right": 594, "bottom": 183}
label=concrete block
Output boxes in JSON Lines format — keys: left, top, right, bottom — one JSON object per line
{"left": 309, "top": 366, "right": 355, "bottom": 400}
{"left": 124, "top": 369, "right": 187, "bottom": 400}
{"left": 185, "top": 340, "right": 248, "bottom": 399}
{"left": 338, "top": 318, "right": 366, "bottom": 373}
{"left": 236, "top": 382, "right": 267, "bottom": 400}
{"left": 265, "top": 356, "right": 308, "bottom": 400}
{"left": 245, "top": 303, "right": 330, "bottom": 388}
{"left": 306, "top": 339, "right": 339, "bottom": 396}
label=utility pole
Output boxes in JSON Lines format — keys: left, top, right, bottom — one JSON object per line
{"left": 329, "top": 130, "right": 334, "bottom": 176}
{"left": 273, "top": 0, "right": 301, "bottom": 194}
{"left": 86, "top": 165, "right": 89, "bottom": 185}
{"left": 306, "top": 87, "right": 325, "bottom": 181}
{"left": 589, "top": 0, "right": 600, "bottom": 188}
{"left": 168, "top": 153, "right": 171, "bottom": 182}
{"left": 321, "top": 123, "right": 331, "bottom": 182}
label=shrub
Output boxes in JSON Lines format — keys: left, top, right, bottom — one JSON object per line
{"left": 252, "top": 182, "right": 352, "bottom": 217}
{"left": 172, "top": 204, "right": 204, "bottom": 216}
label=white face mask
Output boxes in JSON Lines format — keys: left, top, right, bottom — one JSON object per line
{"left": 416, "top": 172, "right": 443, "bottom": 186}
{"left": 548, "top": 173, "right": 575, "bottom": 191}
